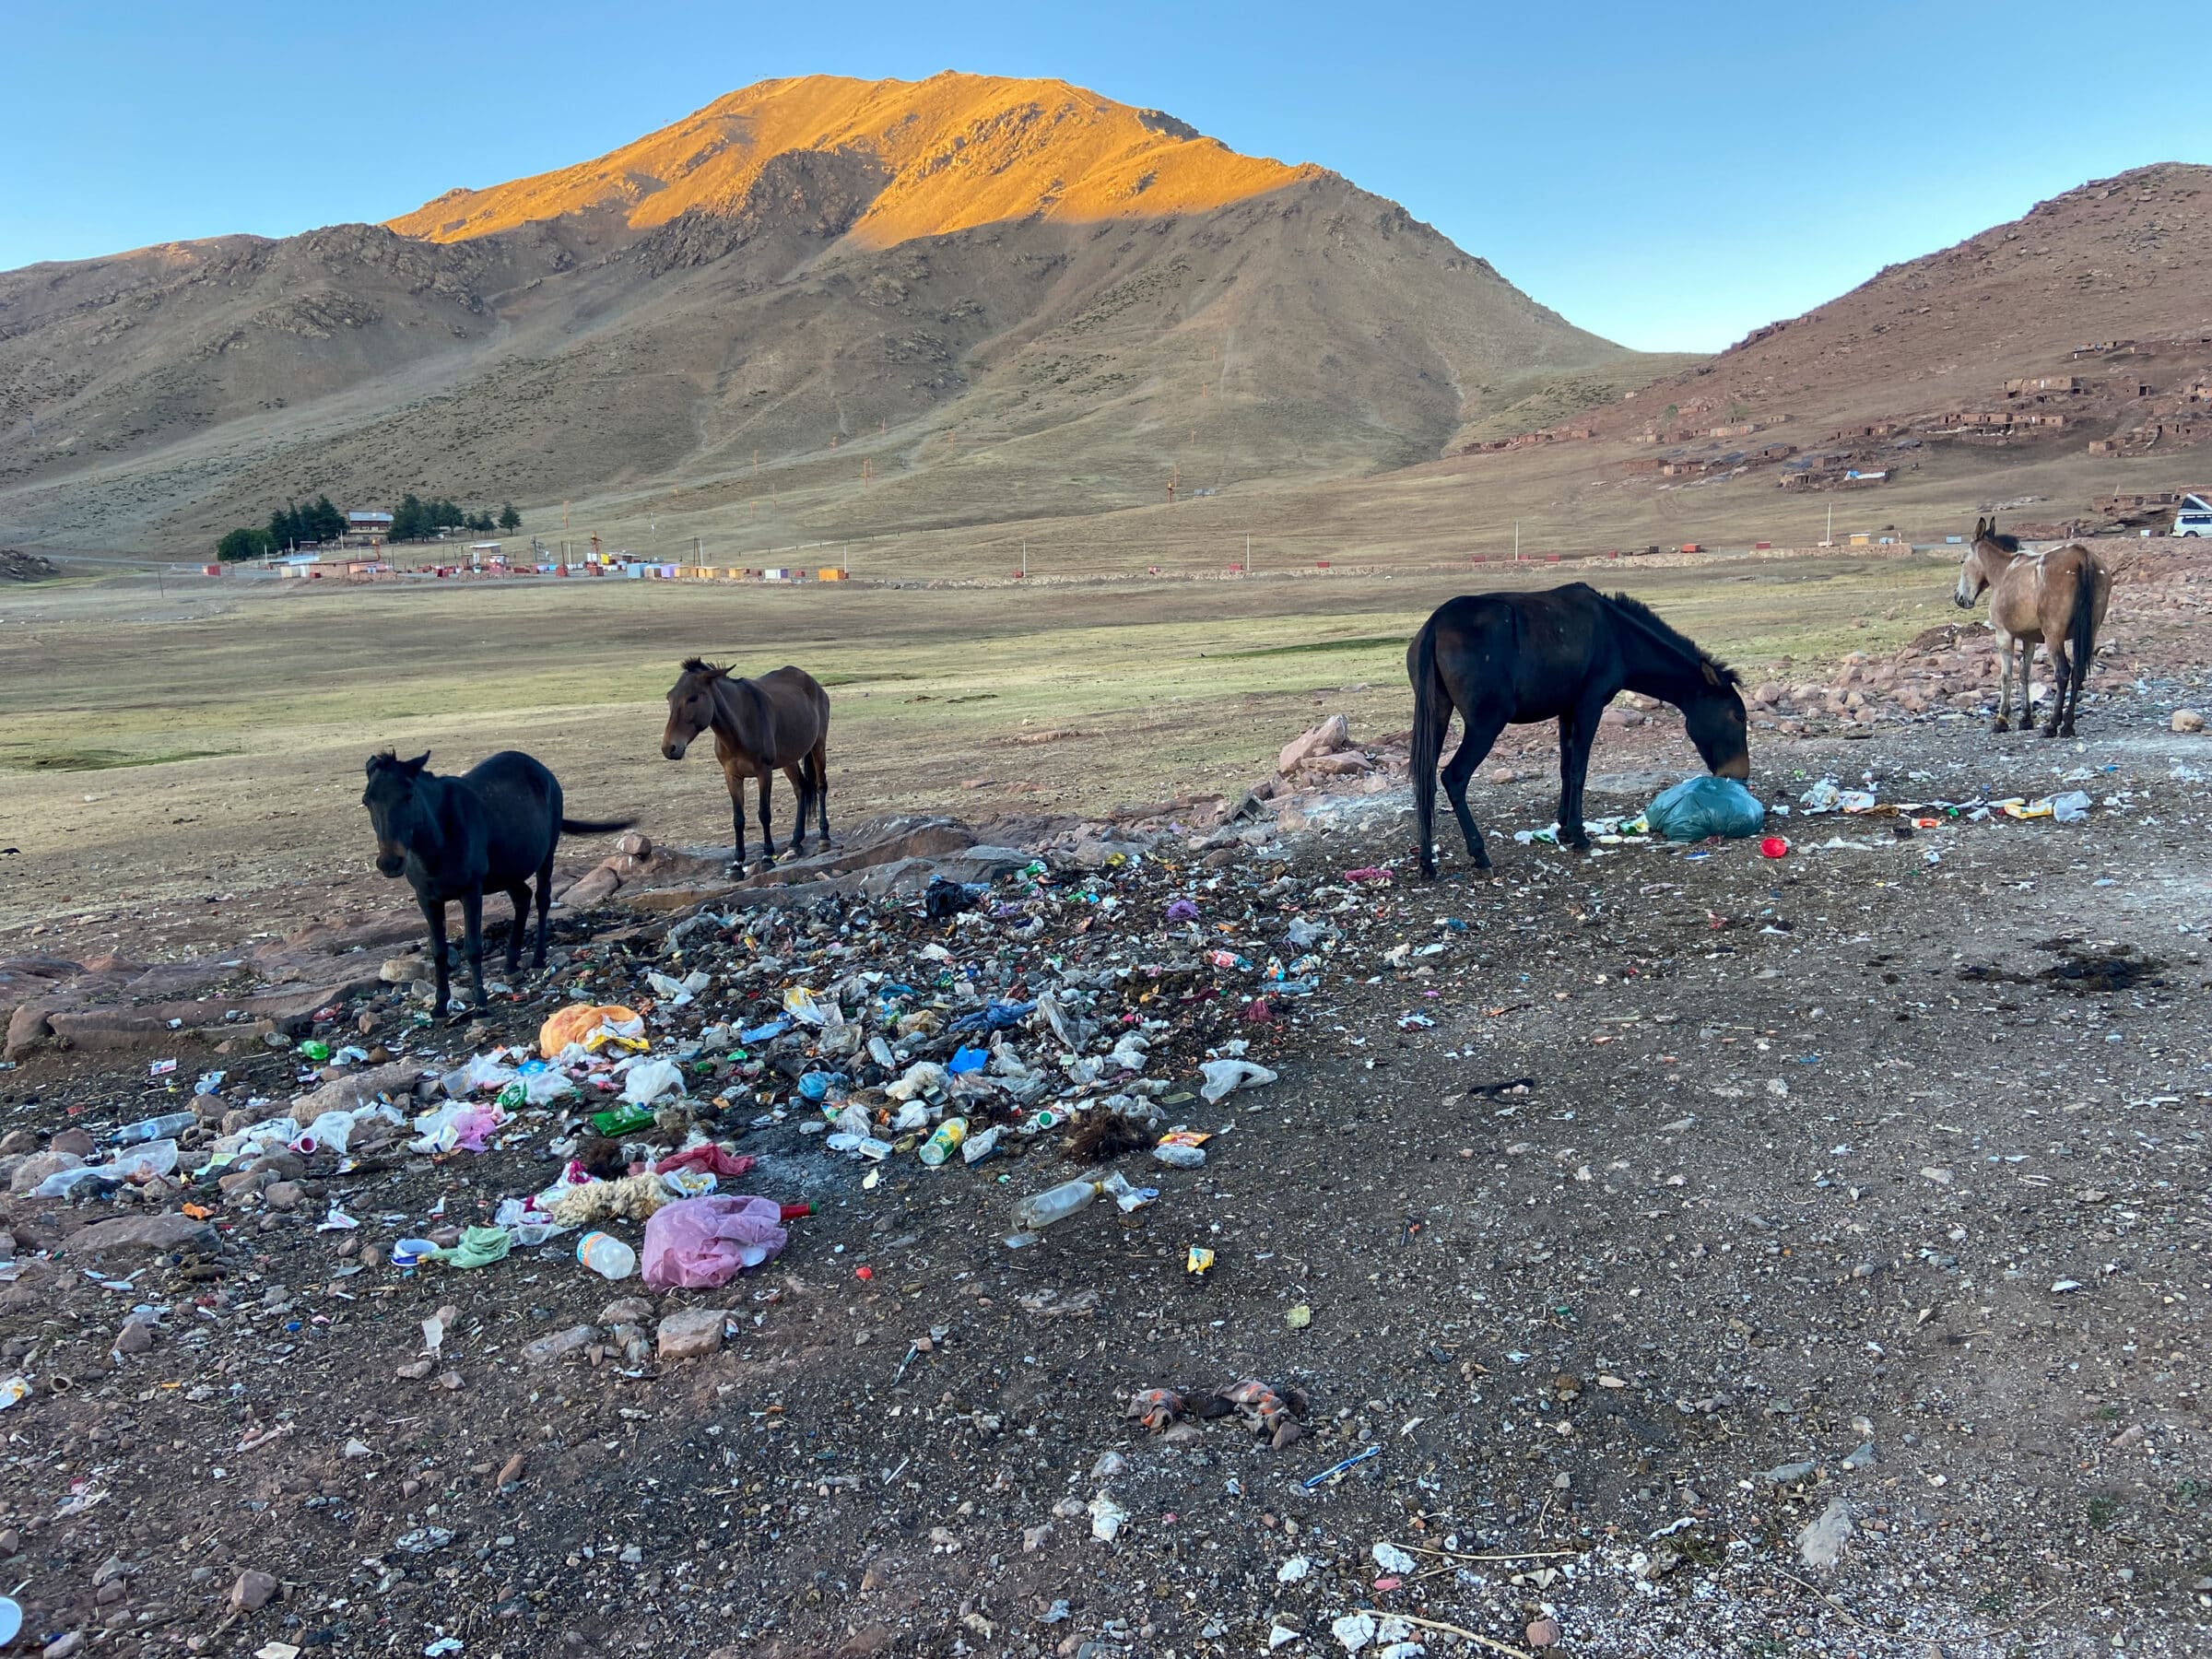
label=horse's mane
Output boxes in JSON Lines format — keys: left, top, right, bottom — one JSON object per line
{"left": 1986, "top": 530, "right": 2022, "bottom": 552}
{"left": 679, "top": 657, "right": 730, "bottom": 677}
{"left": 1606, "top": 592, "right": 1740, "bottom": 686}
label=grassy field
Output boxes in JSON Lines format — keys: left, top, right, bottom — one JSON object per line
{"left": 0, "top": 550, "right": 1957, "bottom": 931}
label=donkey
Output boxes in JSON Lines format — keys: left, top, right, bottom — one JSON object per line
{"left": 362, "top": 749, "right": 635, "bottom": 1013}
{"left": 1954, "top": 517, "right": 2110, "bottom": 737}
{"left": 1408, "top": 583, "right": 1749, "bottom": 877}
{"left": 661, "top": 659, "right": 831, "bottom": 874}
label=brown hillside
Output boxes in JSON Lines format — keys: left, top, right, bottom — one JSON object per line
{"left": 1566, "top": 164, "right": 2212, "bottom": 483}
{"left": 1399, "top": 162, "right": 2212, "bottom": 551}
{"left": 0, "top": 74, "right": 1653, "bottom": 551}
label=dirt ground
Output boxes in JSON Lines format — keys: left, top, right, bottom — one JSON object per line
{"left": 0, "top": 619, "right": 2209, "bottom": 1659}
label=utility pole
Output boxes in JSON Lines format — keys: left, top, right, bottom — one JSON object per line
{"left": 1245, "top": 533, "right": 1252, "bottom": 577}
{"left": 1825, "top": 502, "right": 1834, "bottom": 547}
{"left": 1020, "top": 539, "right": 1027, "bottom": 579}
{"left": 1514, "top": 520, "right": 1522, "bottom": 561}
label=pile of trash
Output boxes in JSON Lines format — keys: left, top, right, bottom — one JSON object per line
{"left": 6, "top": 835, "right": 1365, "bottom": 1305}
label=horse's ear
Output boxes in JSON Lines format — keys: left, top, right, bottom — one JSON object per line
{"left": 404, "top": 751, "right": 430, "bottom": 775}
{"left": 1973, "top": 517, "right": 1985, "bottom": 538}
{"left": 1700, "top": 661, "right": 1721, "bottom": 688}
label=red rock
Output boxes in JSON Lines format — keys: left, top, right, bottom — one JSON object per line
{"left": 1277, "top": 715, "right": 1349, "bottom": 773}
{"left": 229, "top": 1569, "right": 278, "bottom": 1613}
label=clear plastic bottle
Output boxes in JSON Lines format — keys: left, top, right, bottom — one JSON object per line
{"left": 112, "top": 1112, "right": 195, "bottom": 1145}
{"left": 1011, "top": 1174, "right": 1106, "bottom": 1232}
{"left": 918, "top": 1118, "right": 968, "bottom": 1167}
{"left": 575, "top": 1231, "right": 637, "bottom": 1280}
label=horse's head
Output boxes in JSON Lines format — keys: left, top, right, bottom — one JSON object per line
{"left": 663, "top": 659, "right": 727, "bottom": 760}
{"left": 1956, "top": 516, "right": 2010, "bottom": 609}
{"left": 361, "top": 749, "right": 431, "bottom": 877}
{"left": 1682, "top": 660, "right": 1751, "bottom": 782}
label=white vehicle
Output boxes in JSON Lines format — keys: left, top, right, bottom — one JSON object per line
{"left": 2175, "top": 492, "right": 2212, "bottom": 536}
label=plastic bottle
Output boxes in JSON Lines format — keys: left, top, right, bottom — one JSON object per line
{"left": 918, "top": 1117, "right": 968, "bottom": 1167}
{"left": 778, "top": 1202, "right": 814, "bottom": 1222}
{"left": 1011, "top": 1174, "right": 1108, "bottom": 1233}
{"left": 112, "top": 1112, "right": 194, "bottom": 1145}
{"left": 576, "top": 1231, "right": 637, "bottom": 1280}
{"left": 961, "top": 1124, "right": 1004, "bottom": 1166}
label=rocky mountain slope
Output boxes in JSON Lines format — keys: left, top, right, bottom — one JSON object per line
{"left": 0, "top": 73, "right": 1653, "bottom": 550}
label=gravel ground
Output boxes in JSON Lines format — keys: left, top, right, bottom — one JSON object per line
{"left": 0, "top": 688, "right": 2207, "bottom": 1659}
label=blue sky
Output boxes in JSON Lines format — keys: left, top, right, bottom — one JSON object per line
{"left": 4, "top": 2, "right": 2204, "bottom": 352}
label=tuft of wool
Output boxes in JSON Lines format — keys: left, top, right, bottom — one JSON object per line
{"left": 548, "top": 1171, "right": 669, "bottom": 1227}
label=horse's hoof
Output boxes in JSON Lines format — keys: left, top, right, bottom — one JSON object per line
{"left": 1990, "top": 719, "right": 2010, "bottom": 733}
{"left": 2039, "top": 724, "right": 2060, "bottom": 739}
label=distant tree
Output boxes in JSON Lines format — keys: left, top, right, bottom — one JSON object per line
{"left": 308, "top": 494, "right": 347, "bottom": 543}
{"left": 390, "top": 493, "right": 427, "bottom": 541}
{"left": 218, "top": 526, "right": 275, "bottom": 561}
{"left": 498, "top": 502, "right": 521, "bottom": 532}
{"left": 429, "top": 497, "right": 465, "bottom": 532}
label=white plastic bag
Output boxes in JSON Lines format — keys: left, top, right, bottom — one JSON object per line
{"left": 1199, "top": 1058, "right": 1278, "bottom": 1104}
{"left": 621, "top": 1057, "right": 687, "bottom": 1106}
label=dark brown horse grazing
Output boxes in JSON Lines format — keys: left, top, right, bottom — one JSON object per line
{"left": 1408, "top": 584, "right": 1750, "bottom": 877}
{"left": 662, "top": 660, "right": 831, "bottom": 873}
{"left": 1954, "top": 516, "right": 2110, "bottom": 737}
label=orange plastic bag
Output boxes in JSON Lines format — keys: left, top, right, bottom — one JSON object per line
{"left": 538, "top": 1003, "right": 641, "bottom": 1059}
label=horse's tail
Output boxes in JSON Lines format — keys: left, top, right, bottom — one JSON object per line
{"left": 1408, "top": 620, "right": 1446, "bottom": 872}
{"left": 560, "top": 815, "right": 638, "bottom": 835}
{"left": 2065, "top": 554, "right": 2100, "bottom": 718}
{"left": 2067, "top": 558, "right": 2099, "bottom": 688}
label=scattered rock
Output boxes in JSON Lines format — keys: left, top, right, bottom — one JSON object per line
{"left": 1797, "top": 1495, "right": 1854, "bottom": 1569}
{"left": 655, "top": 1308, "right": 725, "bottom": 1359}
{"left": 2173, "top": 709, "right": 2206, "bottom": 734}
{"left": 523, "top": 1324, "right": 596, "bottom": 1365}
{"left": 66, "top": 1211, "right": 216, "bottom": 1256}
{"left": 112, "top": 1320, "right": 154, "bottom": 1357}
{"left": 1527, "top": 1615, "right": 1563, "bottom": 1650}
{"left": 229, "top": 1569, "right": 278, "bottom": 1612}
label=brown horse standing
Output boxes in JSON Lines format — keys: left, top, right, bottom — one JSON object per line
{"left": 1953, "top": 517, "right": 2112, "bottom": 737}
{"left": 662, "top": 659, "right": 831, "bottom": 872}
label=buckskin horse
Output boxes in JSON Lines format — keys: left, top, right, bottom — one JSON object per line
{"left": 661, "top": 659, "right": 831, "bottom": 874}
{"left": 1407, "top": 584, "right": 1750, "bottom": 877}
{"left": 1953, "top": 517, "right": 2110, "bottom": 737}
{"left": 362, "top": 749, "right": 636, "bottom": 1012}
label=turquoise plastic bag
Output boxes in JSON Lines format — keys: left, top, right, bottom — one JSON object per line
{"left": 1644, "top": 776, "right": 1765, "bottom": 841}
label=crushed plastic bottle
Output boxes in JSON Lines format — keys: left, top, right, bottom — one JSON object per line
{"left": 112, "top": 1112, "right": 194, "bottom": 1145}
{"left": 575, "top": 1230, "right": 638, "bottom": 1280}
{"left": 1009, "top": 1170, "right": 1135, "bottom": 1238}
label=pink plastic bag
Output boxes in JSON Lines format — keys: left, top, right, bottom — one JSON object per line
{"left": 641, "top": 1194, "right": 787, "bottom": 1289}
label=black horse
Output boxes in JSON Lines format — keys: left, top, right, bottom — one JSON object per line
{"left": 362, "top": 749, "right": 635, "bottom": 1011}
{"left": 1408, "top": 584, "right": 1749, "bottom": 877}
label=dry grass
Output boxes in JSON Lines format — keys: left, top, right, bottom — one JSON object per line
{"left": 0, "top": 551, "right": 1954, "bottom": 931}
